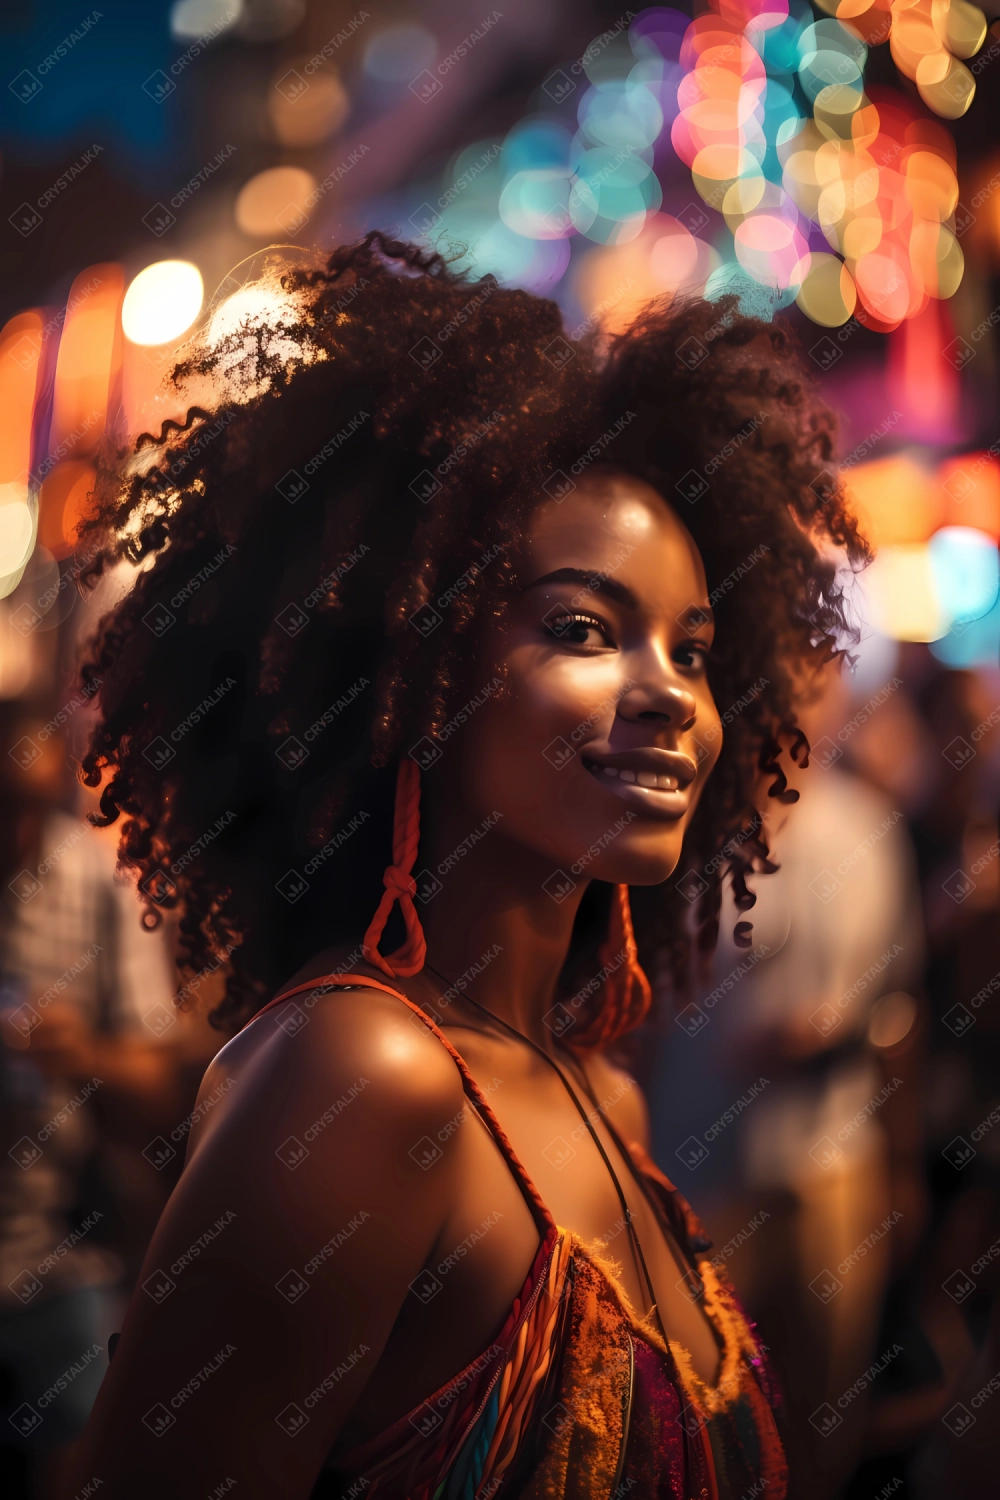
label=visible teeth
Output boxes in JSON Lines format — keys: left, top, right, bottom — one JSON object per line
{"left": 590, "top": 763, "right": 680, "bottom": 790}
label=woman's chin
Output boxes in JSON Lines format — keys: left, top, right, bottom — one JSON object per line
{"left": 585, "top": 843, "right": 685, "bottom": 889}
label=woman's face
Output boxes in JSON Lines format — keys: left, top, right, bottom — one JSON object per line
{"left": 442, "top": 470, "right": 722, "bottom": 887}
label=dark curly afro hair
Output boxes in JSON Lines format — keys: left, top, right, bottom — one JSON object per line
{"left": 76, "top": 231, "right": 868, "bottom": 1036}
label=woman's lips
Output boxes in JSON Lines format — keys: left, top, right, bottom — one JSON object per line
{"left": 582, "top": 756, "right": 694, "bottom": 820}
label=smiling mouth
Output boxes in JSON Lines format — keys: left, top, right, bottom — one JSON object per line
{"left": 580, "top": 749, "right": 698, "bottom": 819}
{"left": 587, "top": 763, "right": 680, "bottom": 790}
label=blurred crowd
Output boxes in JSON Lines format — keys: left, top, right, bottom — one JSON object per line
{"left": 0, "top": 697, "right": 221, "bottom": 1500}
{"left": 645, "top": 642, "right": 1000, "bottom": 1500}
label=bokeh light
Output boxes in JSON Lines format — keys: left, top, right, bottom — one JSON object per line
{"left": 928, "top": 525, "right": 1000, "bottom": 624}
{"left": 170, "top": 0, "right": 241, "bottom": 39}
{"left": 0, "top": 483, "right": 36, "bottom": 582}
{"left": 236, "top": 167, "right": 317, "bottom": 237}
{"left": 122, "top": 262, "right": 205, "bottom": 346}
{"left": 863, "top": 543, "right": 949, "bottom": 641}
{"left": 268, "top": 62, "right": 349, "bottom": 146}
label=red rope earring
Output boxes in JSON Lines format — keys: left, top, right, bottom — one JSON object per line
{"left": 362, "top": 758, "right": 427, "bottom": 978}
{"left": 569, "top": 884, "right": 652, "bottom": 1053}
{"left": 362, "top": 765, "right": 650, "bottom": 1047}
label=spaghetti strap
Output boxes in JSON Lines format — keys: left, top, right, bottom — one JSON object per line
{"left": 249, "top": 974, "right": 557, "bottom": 1238}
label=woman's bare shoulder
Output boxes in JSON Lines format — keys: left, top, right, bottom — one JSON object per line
{"left": 189, "top": 962, "right": 466, "bottom": 1163}
{"left": 71, "top": 960, "right": 467, "bottom": 1497}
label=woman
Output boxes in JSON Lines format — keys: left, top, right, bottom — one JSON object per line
{"left": 66, "top": 233, "right": 865, "bottom": 1498}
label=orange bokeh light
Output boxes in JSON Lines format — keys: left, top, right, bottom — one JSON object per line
{"left": 0, "top": 311, "right": 45, "bottom": 485}
{"left": 49, "top": 264, "right": 125, "bottom": 461}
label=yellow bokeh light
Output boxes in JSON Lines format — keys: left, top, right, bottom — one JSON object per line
{"left": 795, "top": 252, "right": 857, "bottom": 325}
{"left": 268, "top": 65, "right": 348, "bottom": 147}
{"left": 915, "top": 52, "right": 976, "bottom": 117}
{"left": 904, "top": 149, "right": 959, "bottom": 219}
{"left": 931, "top": 0, "right": 988, "bottom": 58}
{"left": 122, "top": 261, "right": 205, "bottom": 346}
{"left": 891, "top": 9, "right": 948, "bottom": 76}
{"left": 863, "top": 544, "right": 949, "bottom": 641}
{"left": 0, "top": 482, "right": 35, "bottom": 579}
{"left": 910, "top": 219, "right": 964, "bottom": 296}
{"left": 235, "top": 167, "right": 317, "bottom": 238}
{"left": 844, "top": 454, "right": 941, "bottom": 547}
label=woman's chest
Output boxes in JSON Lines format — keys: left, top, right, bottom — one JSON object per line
{"left": 441, "top": 1049, "right": 724, "bottom": 1385}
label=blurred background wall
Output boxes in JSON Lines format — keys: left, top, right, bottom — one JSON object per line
{"left": 0, "top": 2, "right": 997, "bottom": 1497}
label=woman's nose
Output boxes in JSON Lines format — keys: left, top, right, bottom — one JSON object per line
{"left": 620, "top": 680, "right": 697, "bottom": 733}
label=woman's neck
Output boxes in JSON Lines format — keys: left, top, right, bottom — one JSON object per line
{"left": 416, "top": 801, "right": 588, "bottom": 1050}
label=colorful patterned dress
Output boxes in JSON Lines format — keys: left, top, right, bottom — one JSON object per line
{"left": 252, "top": 975, "right": 788, "bottom": 1500}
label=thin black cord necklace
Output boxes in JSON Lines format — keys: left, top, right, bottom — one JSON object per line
{"left": 423, "top": 959, "right": 662, "bottom": 1322}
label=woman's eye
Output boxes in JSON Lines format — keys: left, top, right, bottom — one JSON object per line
{"left": 545, "top": 612, "right": 614, "bottom": 648}
{"left": 674, "top": 642, "right": 710, "bottom": 670}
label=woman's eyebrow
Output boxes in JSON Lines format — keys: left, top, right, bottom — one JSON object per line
{"left": 522, "top": 567, "right": 638, "bottom": 610}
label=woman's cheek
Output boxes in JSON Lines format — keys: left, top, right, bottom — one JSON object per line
{"left": 517, "top": 660, "right": 610, "bottom": 741}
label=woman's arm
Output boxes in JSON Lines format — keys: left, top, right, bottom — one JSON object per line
{"left": 64, "top": 990, "right": 467, "bottom": 1499}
